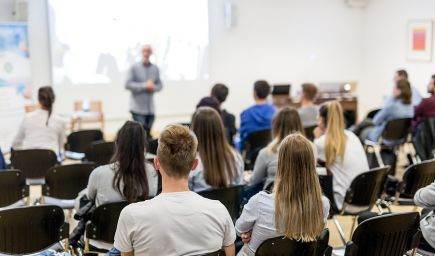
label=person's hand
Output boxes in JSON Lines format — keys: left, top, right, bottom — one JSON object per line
{"left": 241, "top": 231, "right": 252, "bottom": 243}
{"left": 313, "top": 126, "right": 323, "bottom": 139}
{"left": 145, "top": 80, "right": 155, "bottom": 92}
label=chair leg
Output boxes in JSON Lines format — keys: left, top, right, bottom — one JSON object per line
{"left": 350, "top": 216, "right": 357, "bottom": 237}
{"left": 411, "top": 248, "right": 417, "bottom": 256}
{"left": 333, "top": 216, "right": 347, "bottom": 246}
{"left": 85, "top": 238, "right": 90, "bottom": 253}
{"left": 373, "top": 145, "right": 385, "bottom": 167}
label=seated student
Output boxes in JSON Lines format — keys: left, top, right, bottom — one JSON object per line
{"left": 298, "top": 83, "right": 319, "bottom": 127}
{"left": 239, "top": 80, "right": 276, "bottom": 150}
{"left": 114, "top": 125, "right": 236, "bottom": 256}
{"left": 12, "top": 86, "right": 65, "bottom": 156}
{"left": 361, "top": 79, "right": 414, "bottom": 144}
{"left": 384, "top": 69, "right": 422, "bottom": 106}
{"left": 414, "top": 180, "right": 435, "bottom": 254}
{"left": 84, "top": 121, "right": 158, "bottom": 250}
{"left": 189, "top": 107, "right": 244, "bottom": 192}
{"left": 412, "top": 74, "right": 435, "bottom": 132}
{"left": 314, "top": 101, "right": 369, "bottom": 209}
{"left": 235, "top": 134, "right": 330, "bottom": 256}
{"left": 249, "top": 107, "right": 304, "bottom": 189}
{"left": 196, "top": 96, "right": 221, "bottom": 113}
{"left": 211, "top": 83, "right": 237, "bottom": 145}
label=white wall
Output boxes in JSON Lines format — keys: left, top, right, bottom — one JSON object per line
{"left": 2, "top": 0, "right": 434, "bottom": 134}
{"left": 360, "top": 0, "right": 435, "bottom": 114}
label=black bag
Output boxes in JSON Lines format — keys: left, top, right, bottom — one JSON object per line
{"left": 69, "top": 195, "right": 96, "bottom": 247}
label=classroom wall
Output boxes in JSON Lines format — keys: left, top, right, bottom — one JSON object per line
{"left": 359, "top": 0, "right": 435, "bottom": 114}
{"left": 2, "top": 0, "right": 434, "bottom": 133}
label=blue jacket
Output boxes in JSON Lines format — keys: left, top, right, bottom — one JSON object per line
{"left": 368, "top": 99, "right": 414, "bottom": 143}
{"left": 0, "top": 147, "right": 6, "bottom": 169}
{"left": 239, "top": 104, "right": 276, "bottom": 149}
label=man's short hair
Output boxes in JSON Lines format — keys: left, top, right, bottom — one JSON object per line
{"left": 301, "top": 83, "right": 318, "bottom": 101}
{"left": 157, "top": 125, "right": 198, "bottom": 178}
{"left": 211, "top": 83, "right": 229, "bottom": 103}
{"left": 254, "top": 80, "right": 271, "bottom": 99}
{"left": 397, "top": 69, "right": 408, "bottom": 80}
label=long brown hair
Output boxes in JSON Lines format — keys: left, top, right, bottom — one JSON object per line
{"left": 318, "top": 101, "right": 347, "bottom": 168}
{"left": 268, "top": 107, "right": 304, "bottom": 154}
{"left": 111, "top": 121, "right": 149, "bottom": 203}
{"left": 274, "top": 134, "right": 325, "bottom": 242}
{"left": 396, "top": 79, "right": 412, "bottom": 105}
{"left": 192, "top": 107, "right": 237, "bottom": 188}
{"left": 38, "top": 86, "right": 55, "bottom": 126}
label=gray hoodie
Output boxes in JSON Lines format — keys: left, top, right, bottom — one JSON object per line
{"left": 414, "top": 180, "right": 435, "bottom": 249}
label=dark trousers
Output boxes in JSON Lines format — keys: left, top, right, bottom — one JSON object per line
{"left": 131, "top": 112, "right": 155, "bottom": 139}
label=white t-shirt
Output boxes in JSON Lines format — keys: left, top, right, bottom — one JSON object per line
{"left": 114, "top": 191, "right": 236, "bottom": 255}
{"left": 314, "top": 130, "right": 369, "bottom": 209}
{"left": 12, "top": 109, "right": 65, "bottom": 155}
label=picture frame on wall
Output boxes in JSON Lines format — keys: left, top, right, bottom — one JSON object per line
{"left": 407, "top": 20, "right": 433, "bottom": 62}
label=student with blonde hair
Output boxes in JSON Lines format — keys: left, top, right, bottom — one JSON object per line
{"left": 235, "top": 134, "right": 330, "bottom": 256}
{"left": 189, "top": 107, "right": 244, "bottom": 191}
{"left": 314, "top": 101, "right": 369, "bottom": 209}
{"left": 249, "top": 107, "right": 304, "bottom": 189}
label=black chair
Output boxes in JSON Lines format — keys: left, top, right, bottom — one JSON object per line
{"left": 0, "top": 170, "right": 29, "bottom": 208}
{"left": 198, "top": 185, "right": 244, "bottom": 221}
{"left": 326, "top": 167, "right": 389, "bottom": 245}
{"left": 0, "top": 205, "right": 69, "bottom": 254}
{"left": 304, "top": 125, "right": 317, "bottom": 142}
{"left": 366, "top": 108, "right": 381, "bottom": 119}
{"left": 365, "top": 118, "right": 412, "bottom": 172}
{"left": 147, "top": 138, "right": 159, "bottom": 155}
{"left": 255, "top": 229, "right": 332, "bottom": 256}
{"left": 413, "top": 117, "right": 435, "bottom": 161}
{"left": 65, "top": 129, "right": 104, "bottom": 154}
{"left": 85, "top": 141, "right": 115, "bottom": 166}
{"left": 344, "top": 212, "right": 421, "bottom": 256}
{"left": 395, "top": 159, "right": 435, "bottom": 207}
{"left": 85, "top": 201, "right": 129, "bottom": 252}
{"left": 204, "top": 249, "right": 225, "bottom": 256}
{"left": 10, "top": 149, "right": 58, "bottom": 185}
{"left": 243, "top": 129, "right": 272, "bottom": 169}
{"left": 42, "top": 163, "right": 96, "bottom": 209}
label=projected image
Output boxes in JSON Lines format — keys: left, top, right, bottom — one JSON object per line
{"left": 48, "top": 0, "right": 209, "bottom": 85}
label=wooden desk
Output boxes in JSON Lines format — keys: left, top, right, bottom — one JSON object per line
{"left": 272, "top": 94, "right": 358, "bottom": 126}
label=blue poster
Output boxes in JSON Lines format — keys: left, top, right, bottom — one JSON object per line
{"left": 0, "top": 23, "right": 31, "bottom": 99}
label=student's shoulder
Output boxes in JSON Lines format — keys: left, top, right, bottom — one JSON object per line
{"left": 121, "top": 198, "right": 158, "bottom": 218}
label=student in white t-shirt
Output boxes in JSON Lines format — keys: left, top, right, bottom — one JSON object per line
{"left": 114, "top": 124, "right": 236, "bottom": 256}
{"left": 12, "top": 86, "right": 65, "bottom": 155}
{"left": 314, "top": 101, "right": 369, "bottom": 209}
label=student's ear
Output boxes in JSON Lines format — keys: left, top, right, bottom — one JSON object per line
{"left": 154, "top": 157, "right": 161, "bottom": 171}
{"left": 191, "top": 159, "right": 199, "bottom": 172}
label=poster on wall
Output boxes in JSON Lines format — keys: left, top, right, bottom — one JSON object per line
{"left": 407, "top": 20, "right": 433, "bottom": 62}
{"left": 0, "top": 23, "right": 30, "bottom": 151}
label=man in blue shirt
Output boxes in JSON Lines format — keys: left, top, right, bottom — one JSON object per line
{"left": 384, "top": 69, "right": 422, "bottom": 106}
{"left": 0, "top": 147, "right": 6, "bottom": 169}
{"left": 239, "top": 80, "right": 276, "bottom": 150}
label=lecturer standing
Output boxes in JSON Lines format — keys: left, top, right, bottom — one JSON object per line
{"left": 125, "top": 45, "right": 163, "bottom": 138}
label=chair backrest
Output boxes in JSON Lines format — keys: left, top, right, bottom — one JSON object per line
{"left": 74, "top": 100, "right": 103, "bottom": 112}
{"left": 147, "top": 138, "right": 159, "bottom": 155}
{"left": 85, "top": 141, "right": 115, "bottom": 166}
{"left": 86, "top": 201, "right": 129, "bottom": 243}
{"left": 381, "top": 118, "right": 411, "bottom": 141}
{"left": 304, "top": 125, "right": 317, "bottom": 142}
{"left": 255, "top": 229, "right": 331, "bottom": 256}
{"left": 0, "top": 170, "right": 29, "bottom": 208}
{"left": 10, "top": 149, "right": 58, "bottom": 179}
{"left": 0, "top": 205, "right": 68, "bottom": 254}
{"left": 346, "top": 212, "right": 420, "bottom": 256}
{"left": 204, "top": 249, "right": 225, "bottom": 256}
{"left": 400, "top": 159, "right": 435, "bottom": 198}
{"left": 245, "top": 129, "right": 272, "bottom": 163}
{"left": 343, "top": 167, "right": 389, "bottom": 212}
{"left": 43, "top": 163, "right": 96, "bottom": 200}
{"left": 318, "top": 175, "right": 339, "bottom": 215}
{"left": 66, "top": 129, "right": 104, "bottom": 153}
{"left": 198, "top": 185, "right": 243, "bottom": 221}
{"left": 366, "top": 109, "right": 381, "bottom": 119}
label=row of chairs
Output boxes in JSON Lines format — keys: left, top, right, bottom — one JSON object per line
{"left": 0, "top": 199, "right": 422, "bottom": 255}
